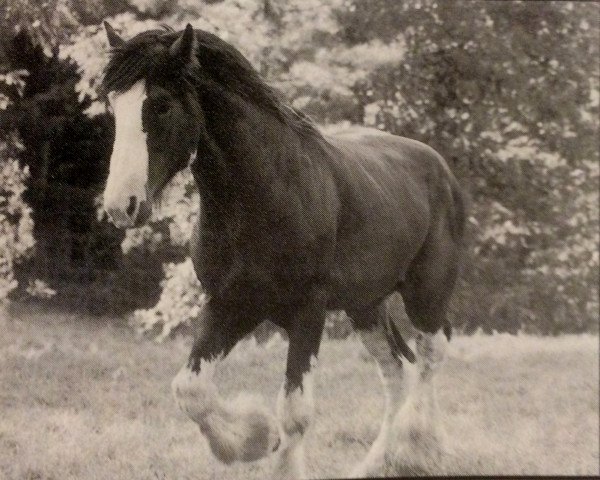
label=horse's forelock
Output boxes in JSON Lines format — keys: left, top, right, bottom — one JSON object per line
{"left": 101, "top": 29, "right": 178, "bottom": 95}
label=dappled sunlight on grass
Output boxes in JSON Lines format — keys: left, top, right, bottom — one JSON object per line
{"left": 0, "top": 311, "right": 598, "bottom": 478}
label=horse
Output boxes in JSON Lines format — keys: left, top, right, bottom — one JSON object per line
{"left": 100, "top": 22, "right": 466, "bottom": 479}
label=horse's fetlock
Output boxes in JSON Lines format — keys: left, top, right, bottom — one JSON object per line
{"left": 416, "top": 331, "right": 447, "bottom": 368}
{"left": 171, "top": 364, "right": 219, "bottom": 423}
{"left": 282, "top": 410, "right": 311, "bottom": 437}
{"left": 278, "top": 385, "right": 314, "bottom": 439}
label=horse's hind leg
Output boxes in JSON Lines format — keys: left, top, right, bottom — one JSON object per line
{"left": 347, "top": 301, "right": 409, "bottom": 478}
{"left": 390, "top": 237, "right": 459, "bottom": 472}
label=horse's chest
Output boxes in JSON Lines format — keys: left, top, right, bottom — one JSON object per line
{"left": 191, "top": 218, "right": 331, "bottom": 308}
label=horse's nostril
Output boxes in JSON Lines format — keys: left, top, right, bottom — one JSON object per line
{"left": 126, "top": 196, "right": 137, "bottom": 217}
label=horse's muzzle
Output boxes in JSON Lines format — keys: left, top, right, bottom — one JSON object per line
{"left": 106, "top": 198, "right": 152, "bottom": 228}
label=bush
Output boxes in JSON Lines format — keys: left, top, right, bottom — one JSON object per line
{"left": 132, "top": 258, "right": 206, "bottom": 340}
{"left": 0, "top": 132, "right": 34, "bottom": 303}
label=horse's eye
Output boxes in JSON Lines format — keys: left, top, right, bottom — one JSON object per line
{"left": 153, "top": 102, "right": 171, "bottom": 115}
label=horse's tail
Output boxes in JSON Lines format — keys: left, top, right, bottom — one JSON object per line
{"left": 443, "top": 320, "right": 452, "bottom": 341}
{"left": 384, "top": 313, "right": 416, "bottom": 364}
{"left": 449, "top": 177, "right": 467, "bottom": 245}
{"left": 444, "top": 172, "right": 467, "bottom": 344}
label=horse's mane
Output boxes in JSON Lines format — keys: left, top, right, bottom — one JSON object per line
{"left": 101, "top": 26, "right": 321, "bottom": 139}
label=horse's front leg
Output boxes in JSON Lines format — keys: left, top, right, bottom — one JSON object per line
{"left": 171, "top": 300, "right": 280, "bottom": 464}
{"left": 273, "top": 295, "right": 326, "bottom": 480}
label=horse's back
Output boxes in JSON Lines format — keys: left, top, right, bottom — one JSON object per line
{"left": 326, "top": 127, "right": 463, "bottom": 236}
{"left": 326, "top": 126, "right": 452, "bottom": 180}
{"left": 325, "top": 126, "right": 460, "bottom": 232}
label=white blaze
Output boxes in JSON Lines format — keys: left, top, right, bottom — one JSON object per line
{"left": 104, "top": 80, "right": 148, "bottom": 223}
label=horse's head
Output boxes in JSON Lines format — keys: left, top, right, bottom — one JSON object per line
{"left": 102, "top": 23, "right": 203, "bottom": 228}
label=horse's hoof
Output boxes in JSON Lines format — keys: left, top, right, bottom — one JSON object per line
{"left": 348, "top": 457, "right": 383, "bottom": 478}
{"left": 348, "top": 466, "right": 369, "bottom": 479}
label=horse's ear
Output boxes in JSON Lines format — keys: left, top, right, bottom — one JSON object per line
{"left": 169, "top": 24, "right": 197, "bottom": 62}
{"left": 104, "top": 21, "right": 124, "bottom": 48}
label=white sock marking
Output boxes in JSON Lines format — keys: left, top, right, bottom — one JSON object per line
{"left": 392, "top": 330, "right": 448, "bottom": 468}
{"left": 274, "top": 356, "right": 317, "bottom": 480}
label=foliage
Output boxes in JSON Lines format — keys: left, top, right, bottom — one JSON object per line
{"left": 132, "top": 258, "right": 206, "bottom": 341}
{"left": 0, "top": 132, "right": 34, "bottom": 302}
{"left": 0, "top": 0, "right": 171, "bottom": 312}
{"left": 0, "top": 0, "right": 598, "bottom": 336}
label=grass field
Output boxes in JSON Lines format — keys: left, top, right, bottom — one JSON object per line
{"left": 1, "top": 306, "right": 598, "bottom": 479}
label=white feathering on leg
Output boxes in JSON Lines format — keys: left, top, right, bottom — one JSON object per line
{"left": 391, "top": 330, "right": 448, "bottom": 473}
{"left": 349, "top": 361, "right": 392, "bottom": 478}
{"left": 273, "top": 355, "right": 317, "bottom": 480}
{"left": 172, "top": 358, "right": 279, "bottom": 464}
{"left": 171, "top": 357, "right": 220, "bottom": 423}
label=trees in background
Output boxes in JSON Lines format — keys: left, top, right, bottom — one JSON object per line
{"left": 338, "top": 0, "right": 599, "bottom": 333}
{"left": 1, "top": 0, "right": 597, "bottom": 335}
{"left": 1, "top": 0, "right": 178, "bottom": 313}
{"left": 0, "top": 131, "right": 33, "bottom": 302}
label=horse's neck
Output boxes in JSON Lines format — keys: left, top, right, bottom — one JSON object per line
{"left": 192, "top": 90, "right": 308, "bottom": 213}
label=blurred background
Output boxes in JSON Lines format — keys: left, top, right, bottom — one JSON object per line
{"left": 1, "top": 0, "right": 598, "bottom": 338}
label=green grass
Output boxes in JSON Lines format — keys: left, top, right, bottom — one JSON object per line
{"left": 0, "top": 306, "right": 598, "bottom": 479}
